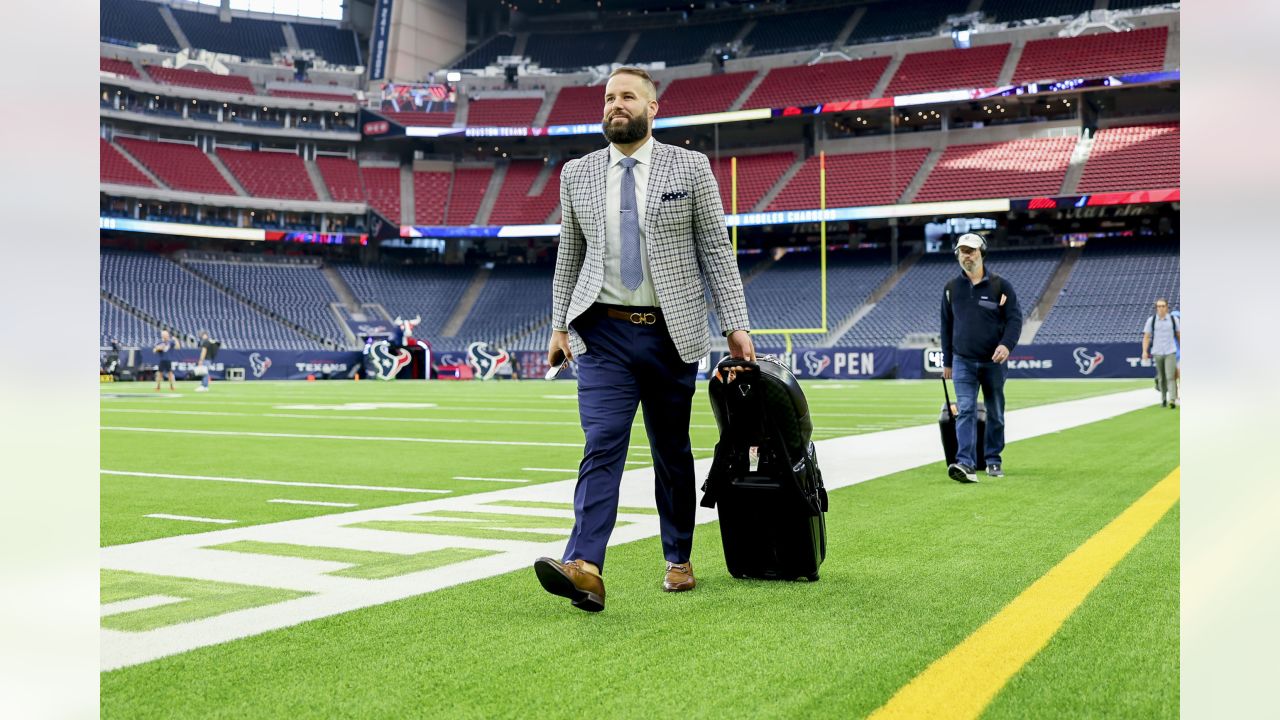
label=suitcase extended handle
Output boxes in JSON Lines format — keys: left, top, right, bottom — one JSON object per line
{"left": 714, "top": 355, "right": 759, "bottom": 376}
{"left": 941, "top": 377, "right": 955, "bottom": 420}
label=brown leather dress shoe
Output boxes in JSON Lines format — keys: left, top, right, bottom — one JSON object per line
{"left": 533, "top": 557, "right": 605, "bottom": 612}
{"left": 663, "top": 561, "right": 696, "bottom": 592}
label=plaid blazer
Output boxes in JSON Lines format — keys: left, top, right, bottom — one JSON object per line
{"left": 551, "top": 139, "right": 750, "bottom": 363}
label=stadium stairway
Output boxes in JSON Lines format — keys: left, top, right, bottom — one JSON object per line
{"left": 869, "top": 53, "right": 904, "bottom": 99}
{"left": 321, "top": 265, "right": 361, "bottom": 314}
{"left": 1018, "top": 245, "right": 1082, "bottom": 345}
{"left": 996, "top": 40, "right": 1025, "bottom": 86}
{"left": 728, "top": 69, "right": 768, "bottom": 112}
{"left": 304, "top": 160, "right": 332, "bottom": 202}
{"left": 101, "top": 291, "right": 170, "bottom": 342}
{"left": 112, "top": 141, "right": 169, "bottom": 189}
{"left": 473, "top": 166, "right": 508, "bottom": 227}
{"left": 400, "top": 166, "right": 414, "bottom": 224}
{"left": 177, "top": 259, "right": 342, "bottom": 348}
{"left": 833, "top": 6, "right": 868, "bottom": 47}
{"left": 1058, "top": 131, "right": 1095, "bottom": 196}
{"left": 440, "top": 267, "right": 489, "bottom": 338}
{"left": 157, "top": 5, "right": 192, "bottom": 51}
{"left": 753, "top": 154, "right": 806, "bottom": 211}
{"left": 826, "top": 249, "right": 923, "bottom": 344}
{"left": 898, "top": 149, "right": 944, "bottom": 204}
{"left": 208, "top": 153, "right": 249, "bottom": 197}
{"left": 280, "top": 23, "right": 300, "bottom": 53}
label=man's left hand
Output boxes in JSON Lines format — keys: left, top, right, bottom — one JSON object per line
{"left": 992, "top": 345, "right": 1010, "bottom": 363}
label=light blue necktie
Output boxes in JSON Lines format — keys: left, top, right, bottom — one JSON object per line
{"left": 618, "top": 157, "right": 642, "bottom": 291}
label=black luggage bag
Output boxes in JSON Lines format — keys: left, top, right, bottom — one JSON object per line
{"left": 939, "top": 378, "right": 985, "bottom": 467}
{"left": 701, "top": 355, "right": 828, "bottom": 581}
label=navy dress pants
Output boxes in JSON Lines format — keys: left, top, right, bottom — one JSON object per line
{"left": 561, "top": 307, "right": 699, "bottom": 571}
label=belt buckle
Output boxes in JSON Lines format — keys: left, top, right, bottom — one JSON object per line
{"left": 629, "top": 312, "right": 656, "bottom": 325}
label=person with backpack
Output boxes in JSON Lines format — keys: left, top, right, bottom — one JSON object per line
{"left": 1142, "top": 298, "right": 1180, "bottom": 408}
{"left": 940, "top": 233, "right": 1022, "bottom": 483}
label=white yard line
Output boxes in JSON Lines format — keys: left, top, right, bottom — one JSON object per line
{"left": 102, "top": 427, "right": 585, "bottom": 448}
{"left": 101, "top": 389, "right": 1155, "bottom": 672}
{"left": 101, "top": 595, "right": 187, "bottom": 617}
{"left": 144, "top": 514, "right": 238, "bottom": 525}
{"left": 102, "top": 470, "right": 452, "bottom": 495}
{"left": 267, "top": 499, "right": 359, "bottom": 508}
{"left": 452, "top": 476, "right": 530, "bottom": 483}
{"left": 522, "top": 468, "right": 579, "bottom": 473}
{"left": 103, "top": 408, "right": 585, "bottom": 427}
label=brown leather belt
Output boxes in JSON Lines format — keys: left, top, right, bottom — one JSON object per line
{"left": 602, "top": 306, "right": 663, "bottom": 325}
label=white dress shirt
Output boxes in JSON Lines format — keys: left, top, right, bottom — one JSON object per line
{"left": 597, "top": 136, "right": 659, "bottom": 307}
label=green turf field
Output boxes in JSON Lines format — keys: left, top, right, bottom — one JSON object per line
{"left": 100, "top": 378, "right": 1176, "bottom": 718}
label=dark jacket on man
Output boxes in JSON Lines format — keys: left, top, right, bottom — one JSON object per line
{"left": 941, "top": 271, "right": 1022, "bottom": 367}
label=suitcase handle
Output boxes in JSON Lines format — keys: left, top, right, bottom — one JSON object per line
{"left": 941, "top": 377, "right": 955, "bottom": 420}
{"left": 714, "top": 355, "right": 759, "bottom": 377}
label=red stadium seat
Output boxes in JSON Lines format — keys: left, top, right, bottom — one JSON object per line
{"left": 711, "top": 152, "right": 797, "bottom": 213}
{"left": 315, "top": 156, "right": 365, "bottom": 203}
{"left": 1076, "top": 122, "right": 1179, "bottom": 193}
{"left": 658, "top": 73, "right": 753, "bottom": 118}
{"left": 487, "top": 160, "right": 562, "bottom": 226}
{"left": 101, "top": 57, "right": 140, "bottom": 78}
{"left": 217, "top": 148, "right": 317, "bottom": 201}
{"left": 144, "top": 66, "right": 257, "bottom": 95}
{"left": 743, "top": 57, "right": 891, "bottom": 110}
{"left": 413, "top": 171, "right": 451, "bottom": 224}
{"left": 467, "top": 99, "right": 542, "bottom": 127}
{"left": 768, "top": 148, "right": 931, "bottom": 210}
{"left": 115, "top": 137, "right": 236, "bottom": 195}
{"left": 267, "top": 89, "right": 357, "bottom": 102}
{"left": 101, "top": 139, "right": 155, "bottom": 187}
{"left": 914, "top": 136, "right": 1078, "bottom": 202}
{"left": 1013, "top": 27, "right": 1168, "bottom": 84}
{"left": 885, "top": 44, "right": 1010, "bottom": 96}
{"left": 545, "top": 85, "right": 607, "bottom": 126}
{"left": 445, "top": 167, "right": 495, "bottom": 225}
{"left": 361, "top": 167, "right": 401, "bottom": 222}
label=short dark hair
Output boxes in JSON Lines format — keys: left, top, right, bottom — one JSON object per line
{"left": 607, "top": 66, "right": 657, "bottom": 101}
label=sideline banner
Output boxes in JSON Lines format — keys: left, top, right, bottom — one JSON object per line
{"left": 136, "top": 349, "right": 361, "bottom": 380}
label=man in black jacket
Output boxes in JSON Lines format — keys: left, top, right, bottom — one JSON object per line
{"left": 941, "top": 234, "right": 1022, "bottom": 483}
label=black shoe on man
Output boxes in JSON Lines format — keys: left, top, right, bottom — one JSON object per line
{"left": 986, "top": 464, "right": 1004, "bottom": 478}
{"left": 948, "top": 463, "right": 978, "bottom": 483}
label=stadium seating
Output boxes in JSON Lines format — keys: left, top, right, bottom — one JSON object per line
{"left": 658, "top": 72, "right": 753, "bottom": 118}
{"left": 170, "top": 7, "right": 288, "bottom": 61}
{"left": 743, "top": 248, "right": 896, "bottom": 347}
{"left": 628, "top": 19, "right": 746, "bottom": 67}
{"left": 101, "top": 297, "right": 159, "bottom": 347}
{"left": 487, "top": 161, "right": 562, "bottom": 226}
{"left": 1077, "top": 122, "right": 1179, "bottom": 192}
{"left": 291, "top": 22, "right": 362, "bottom": 67}
{"left": 100, "top": 0, "right": 179, "bottom": 51}
{"left": 1106, "top": 0, "right": 1170, "bottom": 8}
{"left": 361, "top": 167, "right": 402, "bottom": 222}
{"left": 186, "top": 260, "right": 346, "bottom": 343}
{"left": 846, "top": 0, "right": 970, "bottom": 44}
{"left": 769, "top": 148, "right": 931, "bottom": 211}
{"left": 710, "top": 152, "right": 796, "bottom": 213}
{"left": 467, "top": 99, "right": 542, "bottom": 127}
{"left": 525, "top": 31, "right": 630, "bottom": 69}
{"left": 101, "top": 139, "right": 155, "bottom": 188}
{"left": 380, "top": 111, "right": 456, "bottom": 127}
{"left": 741, "top": 6, "right": 855, "bottom": 56}
{"left": 446, "top": 168, "right": 495, "bottom": 225}
{"left": 101, "top": 57, "right": 140, "bottom": 78}
{"left": 315, "top": 156, "right": 365, "bottom": 203}
{"left": 836, "top": 248, "right": 1062, "bottom": 346}
{"left": 413, "top": 171, "right": 452, "bottom": 225}
{"left": 885, "top": 45, "right": 1010, "bottom": 96}
{"left": 334, "top": 264, "right": 475, "bottom": 340}
{"left": 544, "top": 85, "right": 606, "bottom": 127}
{"left": 1012, "top": 27, "right": 1168, "bottom": 84}
{"left": 217, "top": 149, "right": 317, "bottom": 201}
{"left": 452, "top": 34, "right": 515, "bottom": 69}
{"left": 1035, "top": 239, "right": 1180, "bottom": 343}
{"left": 914, "top": 136, "right": 1078, "bottom": 202}
{"left": 742, "top": 57, "right": 890, "bottom": 110}
{"left": 144, "top": 66, "right": 257, "bottom": 95}
{"left": 981, "top": 0, "right": 1094, "bottom": 22}
{"left": 100, "top": 249, "right": 318, "bottom": 349}
{"left": 449, "top": 265, "right": 554, "bottom": 346}
{"left": 115, "top": 138, "right": 236, "bottom": 195}
{"left": 268, "top": 89, "right": 357, "bottom": 102}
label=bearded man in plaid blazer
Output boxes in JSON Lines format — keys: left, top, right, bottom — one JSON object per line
{"left": 534, "top": 67, "right": 755, "bottom": 612}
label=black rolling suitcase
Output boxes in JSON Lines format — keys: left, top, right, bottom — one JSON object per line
{"left": 700, "top": 355, "right": 828, "bottom": 581}
{"left": 939, "top": 377, "right": 985, "bottom": 466}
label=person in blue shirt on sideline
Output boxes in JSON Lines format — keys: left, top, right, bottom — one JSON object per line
{"left": 1143, "top": 299, "right": 1181, "bottom": 408}
{"left": 941, "top": 233, "right": 1022, "bottom": 483}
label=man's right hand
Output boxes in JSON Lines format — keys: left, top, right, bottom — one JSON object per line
{"left": 943, "top": 367, "right": 952, "bottom": 380}
{"left": 1142, "top": 352, "right": 1150, "bottom": 361}
{"left": 548, "top": 330, "right": 573, "bottom": 366}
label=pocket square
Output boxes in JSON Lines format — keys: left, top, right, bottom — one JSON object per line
{"left": 661, "top": 190, "right": 689, "bottom": 202}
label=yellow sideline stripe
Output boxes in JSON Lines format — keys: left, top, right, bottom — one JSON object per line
{"left": 868, "top": 468, "right": 1180, "bottom": 720}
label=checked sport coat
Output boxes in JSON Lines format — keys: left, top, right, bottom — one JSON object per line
{"left": 551, "top": 139, "right": 750, "bottom": 363}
